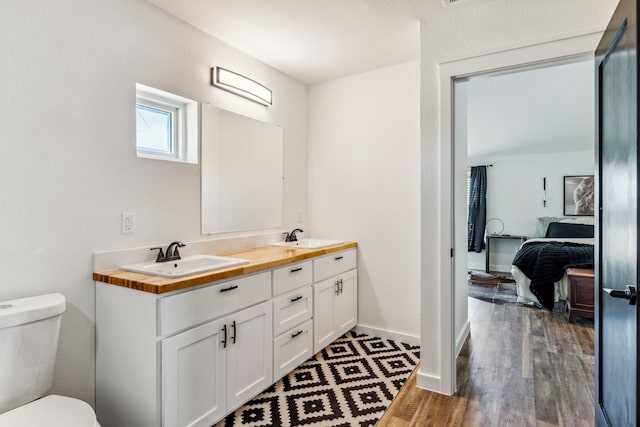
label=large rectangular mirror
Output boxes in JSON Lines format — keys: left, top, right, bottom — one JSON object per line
{"left": 201, "top": 104, "right": 283, "bottom": 234}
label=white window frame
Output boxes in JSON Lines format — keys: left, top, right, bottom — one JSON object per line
{"left": 135, "top": 84, "right": 198, "bottom": 164}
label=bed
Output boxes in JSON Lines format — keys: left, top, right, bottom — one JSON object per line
{"left": 510, "top": 221, "right": 594, "bottom": 309}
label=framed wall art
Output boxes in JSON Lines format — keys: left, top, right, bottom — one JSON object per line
{"left": 563, "top": 175, "right": 594, "bottom": 216}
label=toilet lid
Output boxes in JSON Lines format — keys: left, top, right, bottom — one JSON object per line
{"left": 0, "top": 395, "right": 98, "bottom": 426}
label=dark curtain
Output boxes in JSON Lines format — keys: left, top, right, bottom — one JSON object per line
{"left": 467, "top": 166, "right": 487, "bottom": 253}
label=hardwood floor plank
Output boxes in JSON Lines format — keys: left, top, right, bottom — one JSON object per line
{"left": 532, "top": 334, "right": 560, "bottom": 425}
{"left": 378, "top": 297, "right": 595, "bottom": 426}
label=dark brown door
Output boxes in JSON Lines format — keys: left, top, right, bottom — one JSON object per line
{"left": 596, "top": 0, "right": 639, "bottom": 425}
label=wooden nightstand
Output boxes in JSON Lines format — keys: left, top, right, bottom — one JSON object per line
{"left": 566, "top": 268, "right": 595, "bottom": 323}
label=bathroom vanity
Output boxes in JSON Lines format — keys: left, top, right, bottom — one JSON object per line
{"left": 93, "top": 242, "right": 357, "bottom": 427}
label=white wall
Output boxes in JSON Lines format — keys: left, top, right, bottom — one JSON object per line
{"left": 419, "top": 0, "right": 618, "bottom": 393}
{"left": 468, "top": 150, "right": 595, "bottom": 271}
{"left": 308, "top": 61, "right": 421, "bottom": 343}
{"left": 0, "top": 0, "right": 307, "bottom": 405}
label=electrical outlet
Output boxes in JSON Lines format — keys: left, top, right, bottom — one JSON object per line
{"left": 121, "top": 212, "right": 136, "bottom": 234}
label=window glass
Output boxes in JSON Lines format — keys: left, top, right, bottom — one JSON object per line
{"left": 136, "top": 104, "right": 173, "bottom": 154}
{"left": 134, "top": 84, "right": 198, "bottom": 164}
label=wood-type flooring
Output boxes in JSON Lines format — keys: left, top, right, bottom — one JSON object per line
{"left": 378, "top": 294, "right": 595, "bottom": 426}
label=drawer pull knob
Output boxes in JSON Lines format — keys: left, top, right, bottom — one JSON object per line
{"left": 291, "top": 295, "right": 303, "bottom": 303}
{"left": 290, "top": 267, "right": 303, "bottom": 273}
{"left": 291, "top": 330, "right": 303, "bottom": 338}
{"left": 335, "top": 256, "right": 344, "bottom": 260}
{"left": 220, "top": 285, "right": 239, "bottom": 293}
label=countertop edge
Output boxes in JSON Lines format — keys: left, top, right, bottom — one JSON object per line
{"left": 93, "top": 242, "right": 358, "bottom": 294}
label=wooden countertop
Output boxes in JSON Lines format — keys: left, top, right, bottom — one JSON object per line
{"left": 93, "top": 242, "right": 357, "bottom": 294}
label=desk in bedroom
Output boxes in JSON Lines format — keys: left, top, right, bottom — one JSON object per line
{"left": 485, "top": 234, "right": 527, "bottom": 273}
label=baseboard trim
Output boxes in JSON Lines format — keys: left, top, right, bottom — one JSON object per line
{"left": 455, "top": 321, "right": 470, "bottom": 358}
{"left": 354, "top": 324, "right": 420, "bottom": 346}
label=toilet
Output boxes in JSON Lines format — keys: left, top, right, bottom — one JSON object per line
{"left": 0, "top": 293, "right": 100, "bottom": 426}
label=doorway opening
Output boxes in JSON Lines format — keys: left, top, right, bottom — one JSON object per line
{"left": 430, "top": 31, "right": 603, "bottom": 397}
{"left": 450, "top": 59, "right": 597, "bottom": 423}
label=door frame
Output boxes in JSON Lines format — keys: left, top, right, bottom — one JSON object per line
{"left": 428, "top": 31, "right": 603, "bottom": 395}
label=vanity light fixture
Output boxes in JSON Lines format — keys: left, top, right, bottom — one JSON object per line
{"left": 211, "top": 67, "right": 272, "bottom": 106}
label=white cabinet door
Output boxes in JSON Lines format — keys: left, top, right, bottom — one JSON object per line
{"left": 334, "top": 269, "right": 357, "bottom": 334}
{"left": 313, "top": 269, "right": 358, "bottom": 354}
{"left": 226, "top": 301, "right": 273, "bottom": 411}
{"left": 162, "top": 318, "right": 227, "bottom": 427}
{"left": 313, "top": 277, "right": 339, "bottom": 353}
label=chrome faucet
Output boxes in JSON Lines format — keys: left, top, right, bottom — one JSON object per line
{"left": 151, "top": 241, "right": 186, "bottom": 262}
{"left": 283, "top": 228, "right": 304, "bottom": 242}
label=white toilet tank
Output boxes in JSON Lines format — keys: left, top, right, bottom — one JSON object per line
{"left": 0, "top": 293, "right": 66, "bottom": 414}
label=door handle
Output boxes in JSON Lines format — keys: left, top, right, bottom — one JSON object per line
{"left": 603, "top": 285, "right": 637, "bottom": 305}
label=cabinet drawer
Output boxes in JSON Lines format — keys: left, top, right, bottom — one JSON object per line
{"left": 313, "top": 249, "right": 357, "bottom": 282}
{"left": 273, "top": 319, "right": 313, "bottom": 381}
{"left": 273, "top": 261, "right": 312, "bottom": 296}
{"left": 273, "top": 286, "right": 312, "bottom": 336}
{"left": 159, "top": 272, "right": 271, "bottom": 336}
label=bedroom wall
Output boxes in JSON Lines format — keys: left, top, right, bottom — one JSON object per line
{"left": 468, "top": 150, "right": 595, "bottom": 272}
{"left": 1, "top": 0, "right": 307, "bottom": 405}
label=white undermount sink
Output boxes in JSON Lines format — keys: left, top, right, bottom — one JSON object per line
{"left": 270, "top": 239, "right": 344, "bottom": 249}
{"left": 121, "top": 254, "right": 249, "bottom": 278}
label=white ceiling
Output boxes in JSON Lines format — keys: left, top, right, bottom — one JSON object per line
{"left": 145, "top": 0, "right": 479, "bottom": 84}
{"left": 145, "top": 1, "right": 595, "bottom": 158}
{"left": 466, "top": 60, "right": 595, "bottom": 158}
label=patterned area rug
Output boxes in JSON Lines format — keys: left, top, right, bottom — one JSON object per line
{"left": 216, "top": 331, "right": 420, "bottom": 427}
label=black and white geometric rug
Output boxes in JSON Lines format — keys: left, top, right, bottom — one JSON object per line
{"left": 216, "top": 330, "right": 420, "bottom": 427}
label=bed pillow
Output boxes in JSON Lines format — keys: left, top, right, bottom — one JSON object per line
{"left": 560, "top": 217, "right": 595, "bottom": 225}
{"left": 545, "top": 222, "right": 594, "bottom": 238}
{"left": 535, "top": 216, "right": 595, "bottom": 237}
{"left": 535, "top": 217, "right": 563, "bottom": 237}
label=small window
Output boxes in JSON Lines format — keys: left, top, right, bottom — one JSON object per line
{"left": 135, "top": 84, "right": 198, "bottom": 163}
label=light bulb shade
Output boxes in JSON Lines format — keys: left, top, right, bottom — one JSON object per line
{"left": 211, "top": 67, "right": 272, "bottom": 106}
